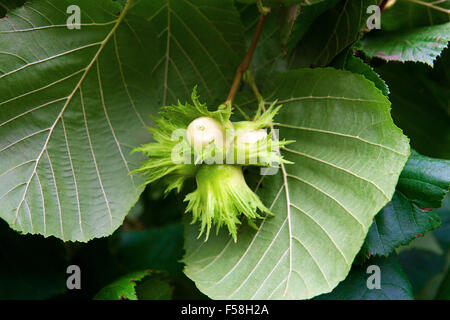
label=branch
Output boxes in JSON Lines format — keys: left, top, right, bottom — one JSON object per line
{"left": 405, "top": 0, "right": 450, "bottom": 14}
{"left": 378, "top": 0, "right": 391, "bottom": 13}
{"left": 226, "top": 13, "right": 268, "bottom": 106}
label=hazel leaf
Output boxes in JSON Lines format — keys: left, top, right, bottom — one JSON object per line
{"left": 183, "top": 68, "right": 410, "bottom": 300}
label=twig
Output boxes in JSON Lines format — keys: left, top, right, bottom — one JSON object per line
{"left": 226, "top": 13, "right": 268, "bottom": 106}
{"left": 378, "top": 0, "right": 391, "bottom": 13}
{"left": 405, "top": 0, "right": 450, "bottom": 14}
{"left": 257, "top": 0, "right": 271, "bottom": 15}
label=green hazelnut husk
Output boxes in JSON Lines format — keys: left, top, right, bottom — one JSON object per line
{"left": 132, "top": 89, "right": 295, "bottom": 242}
{"left": 184, "top": 164, "right": 271, "bottom": 242}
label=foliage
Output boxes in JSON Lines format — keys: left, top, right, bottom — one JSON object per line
{"left": 0, "top": 0, "right": 449, "bottom": 300}
{"left": 94, "top": 269, "right": 174, "bottom": 300}
{"left": 360, "top": 0, "right": 450, "bottom": 66}
{"left": 362, "top": 150, "right": 449, "bottom": 257}
{"left": 317, "top": 253, "right": 414, "bottom": 300}
{"left": 184, "top": 68, "right": 409, "bottom": 299}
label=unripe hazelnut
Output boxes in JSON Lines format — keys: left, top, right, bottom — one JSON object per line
{"left": 186, "top": 117, "right": 225, "bottom": 148}
{"left": 236, "top": 128, "right": 267, "bottom": 144}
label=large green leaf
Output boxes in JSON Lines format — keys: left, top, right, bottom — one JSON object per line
{"left": 131, "top": 0, "right": 245, "bottom": 106}
{"left": 289, "top": 0, "right": 376, "bottom": 67}
{"left": 332, "top": 51, "right": 389, "bottom": 96}
{"left": 0, "top": 0, "right": 245, "bottom": 241}
{"left": 183, "top": 68, "right": 410, "bottom": 300}
{"left": 397, "top": 151, "right": 450, "bottom": 208}
{"left": 375, "top": 51, "right": 450, "bottom": 159}
{"left": 360, "top": 0, "right": 450, "bottom": 66}
{"left": 318, "top": 253, "right": 413, "bottom": 300}
{"left": 237, "top": 3, "right": 289, "bottom": 88}
{"left": 286, "top": 0, "right": 341, "bottom": 51}
{"left": 363, "top": 150, "right": 449, "bottom": 256}
{"left": 381, "top": 0, "right": 450, "bottom": 31}
{"left": 364, "top": 191, "right": 441, "bottom": 256}
{"left": 360, "top": 22, "right": 450, "bottom": 66}
{"left": 0, "top": 0, "right": 160, "bottom": 241}
{"left": 94, "top": 269, "right": 173, "bottom": 300}
{"left": 94, "top": 270, "right": 148, "bottom": 300}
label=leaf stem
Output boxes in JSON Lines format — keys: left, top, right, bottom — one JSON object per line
{"left": 243, "top": 70, "right": 265, "bottom": 119}
{"left": 234, "top": 104, "right": 251, "bottom": 121}
{"left": 226, "top": 13, "right": 269, "bottom": 106}
{"left": 257, "top": 0, "right": 271, "bottom": 15}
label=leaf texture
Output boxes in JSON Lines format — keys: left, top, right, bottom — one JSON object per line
{"left": 0, "top": 0, "right": 245, "bottom": 241}
{"left": 318, "top": 253, "right": 413, "bottom": 300}
{"left": 183, "top": 68, "right": 410, "bottom": 300}
{"left": 132, "top": 0, "right": 245, "bottom": 106}
{"left": 0, "top": 0, "right": 160, "bottom": 241}
{"left": 361, "top": 22, "right": 450, "bottom": 66}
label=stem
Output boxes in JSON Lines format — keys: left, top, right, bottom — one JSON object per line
{"left": 378, "top": 0, "right": 391, "bottom": 13}
{"left": 226, "top": 13, "right": 268, "bottom": 106}
{"left": 404, "top": 0, "right": 450, "bottom": 14}
{"left": 243, "top": 70, "right": 265, "bottom": 119}
{"left": 234, "top": 104, "right": 251, "bottom": 121}
{"left": 244, "top": 70, "right": 263, "bottom": 104}
{"left": 257, "top": 0, "right": 271, "bottom": 15}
